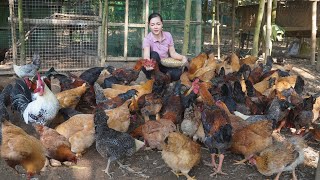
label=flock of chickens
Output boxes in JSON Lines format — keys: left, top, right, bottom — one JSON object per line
{"left": 0, "top": 52, "right": 319, "bottom": 180}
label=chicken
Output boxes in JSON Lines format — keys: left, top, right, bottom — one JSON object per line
{"left": 288, "top": 95, "right": 315, "bottom": 134}
{"left": 230, "top": 120, "right": 273, "bottom": 165}
{"left": 276, "top": 75, "right": 298, "bottom": 92}
{"left": 249, "top": 136, "right": 305, "bottom": 180}
{"left": 34, "top": 125, "right": 77, "bottom": 164}
{"left": 161, "top": 81, "right": 184, "bottom": 124}
{"left": 103, "top": 59, "right": 145, "bottom": 88}
{"left": 94, "top": 108, "right": 145, "bottom": 178}
{"left": 13, "top": 52, "right": 41, "bottom": 78}
{"left": 239, "top": 55, "right": 258, "bottom": 69}
{"left": 200, "top": 101, "right": 232, "bottom": 175}
{"left": 215, "top": 100, "right": 249, "bottom": 134}
{"left": 104, "top": 100, "right": 131, "bottom": 132}
{"left": 313, "top": 95, "right": 320, "bottom": 122}
{"left": 55, "top": 83, "right": 88, "bottom": 109}
{"left": 188, "top": 52, "right": 208, "bottom": 75}
{"left": 217, "top": 53, "right": 240, "bottom": 75}
{"left": 109, "top": 79, "right": 154, "bottom": 97}
{"left": 180, "top": 103, "right": 205, "bottom": 142}
{"left": 130, "top": 118, "right": 176, "bottom": 150}
{"left": 137, "top": 93, "right": 162, "bottom": 121}
{"left": 11, "top": 73, "right": 60, "bottom": 125}
{"left": 161, "top": 132, "right": 201, "bottom": 180}
{"left": 188, "top": 53, "right": 216, "bottom": 81}
{"left": 1, "top": 120, "right": 46, "bottom": 179}
{"left": 94, "top": 82, "right": 137, "bottom": 110}
{"left": 55, "top": 113, "right": 95, "bottom": 156}
{"left": 0, "top": 84, "right": 13, "bottom": 144}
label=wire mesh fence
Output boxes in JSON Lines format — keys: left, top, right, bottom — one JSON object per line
{"left": 8, "top": 0, "right": 100, "bottom": 71}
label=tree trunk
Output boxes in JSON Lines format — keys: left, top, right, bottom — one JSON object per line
{"left": 182, "top": 0, "right": 191, "bottom": 55}
{"left": 18, "top": 0, "right": 25, "bottom": 64}
{"left": 265, "top": 0, "right": 272, "bottom": 58}
{"left": 252, "top": 0, "right": 265, "bottom": 57}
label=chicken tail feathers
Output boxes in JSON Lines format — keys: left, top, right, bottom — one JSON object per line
{"left": 105, "top": 65, "right": 116, "bottom": 74}
{"left": 118, "top": 89, "right": 138, "bottom": 102}
{"left": 44, "top": 67, "right": 59, "bottom": 78}
{"left": 94, "top": 82, "right": 108, "bottom": 105}
{"left": 294, "top": 75, "right": 305, "bottom": 95}
{"left": 0, "top": 84, "right": 12, "bottom": 123}
{"left": 80, "top": 67, "right": 105, "bottom": 86}
{"left": 173, "top": 80, "right": 182, "bottom": 96}
{"left": 11, "top": 79, "right": 32, "bottom": 114}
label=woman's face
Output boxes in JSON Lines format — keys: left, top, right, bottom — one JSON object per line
{"left": 149, "top": 16, "right": 163, "bottom": 35}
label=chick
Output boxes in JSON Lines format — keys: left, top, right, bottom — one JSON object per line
{"left": 162, "top": 132, "right": 201, "bottom": 180}
{"left": 94, "top": 108, "right": 145, "bottom": 178}
{"left": 249, "top": 136, "right": 305, "bottom": 180}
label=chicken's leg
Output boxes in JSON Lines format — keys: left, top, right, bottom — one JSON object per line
{"left": 210, "top": 154, "right": 227, "bottom": 176}
{"left": 181, "top": 170, "right": 196, "bottom": 180}
{"left": 274, "top": 171, "right": 282, "bottom": 180}
{"left": 102, "top": 158, "right": 113, "bottom": 178}
{"left": 292, "top": 169, "right": 297, "bottom": 180}
{"left": 233, "top": 158, "right": 247, "bottom": 165}
{"left": 211, "top": 153, "right": 217, "bottom": 169}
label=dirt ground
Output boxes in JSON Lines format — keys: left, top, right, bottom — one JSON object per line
{"left": 0, "top": 57, "right": 319, "bottom": 180}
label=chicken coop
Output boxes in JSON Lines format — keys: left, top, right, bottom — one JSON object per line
{"left": 0, "top": 0, "right": 202, "bottom": 73}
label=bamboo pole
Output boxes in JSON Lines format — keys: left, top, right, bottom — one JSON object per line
{"left": 211, "top": 0, "right": 215, "bottom": 45}
{"left": 144, "top": 0, "right": 149, "bottom": 57}
{"left": 216, "top": 0, "right": 220, "bottom": 60}
{"left": 18, "top": 0, "right": 25, "bottom": 64}
{"left": 271, "top": 0, "right": 277, "bottom": 24}
{"left": 317, "top": 38, "right": 320, "bottom": 72}
{"left": 100, "top": 0, "right": 108, "bottom": 66}
{"left": 252, "top": 0, "right": 265, "bottom": 57}
{"left": 124, "top": 0, "right": 129, "bottom": 60}
{"left": 195, "top": 0, "right": 202, "bottom": 55}
{"left": 311, "top": 0, "right": 317, "bottom": 65}
{"left": 9, "top": 0, "right": 17, "bottom": 65}
{"left": 231, "top": 0, "right": 236, "bottom": 52}
{"left": 182, "top": 0, "right": 191, "bottom": 55}
{"left": 265, "top": 0, "right": 272, "bottom": 58}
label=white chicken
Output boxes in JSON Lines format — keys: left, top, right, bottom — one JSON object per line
{"left": 11, "top": 73, "right": 59, "bottom": 125}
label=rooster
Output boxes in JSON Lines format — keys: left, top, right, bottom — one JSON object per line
{"left": 11, "top": 73, "right": 59, "bottom": 125}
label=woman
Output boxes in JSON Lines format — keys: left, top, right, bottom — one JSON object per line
{"left": 142, "top": 13, "right": 188, "bottom": 81}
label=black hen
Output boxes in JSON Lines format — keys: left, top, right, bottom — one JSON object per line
{"left": 294, "top": 75, "right": 305, "bottom": 95}
{"left": 79, "top": 67, "right": 105, "bottom": 86}
{"left": 0, "top": 84, "right": 13, "bottom": 144}
{"left": 219, "top": 83, "right": 236, "bottom": 113}
{"left": 94, "top": 108, "right": 144, "bottom": 178}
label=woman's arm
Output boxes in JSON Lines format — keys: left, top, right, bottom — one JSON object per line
{"left": 143, "top": 46, "right": 151, "bottom": 60}
{"left": 168, "top": 46, "right": 188, "bottom": 63}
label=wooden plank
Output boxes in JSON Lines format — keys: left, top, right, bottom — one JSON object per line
{"left": 10, "top": 18, "right": 101, "bottom": 26}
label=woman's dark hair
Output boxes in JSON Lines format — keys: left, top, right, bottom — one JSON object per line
{"left": 148, "top": 13, "right": 163, "bottom": 23}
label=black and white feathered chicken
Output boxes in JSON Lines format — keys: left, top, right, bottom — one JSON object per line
{"left": 13, "top": 52, "right": 41, "bottom": 78}
{"left": 11, "top": 73, "right": 59, "bottom": 125}
{"left": 94, "top": 108, "right": 145, "bottom": 178}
